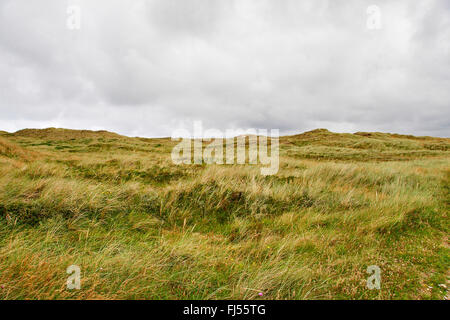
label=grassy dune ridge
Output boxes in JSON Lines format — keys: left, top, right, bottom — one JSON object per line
{"left": 0, "top": 128, "right": 448, "bottom": 299}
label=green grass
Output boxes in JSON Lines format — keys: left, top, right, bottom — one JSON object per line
{"left": 0, "top": 128, "right": 448, "bottom": 300}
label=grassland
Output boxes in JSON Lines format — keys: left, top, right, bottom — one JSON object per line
{"left": 0, "top": 127, "right": 448, "bottom": 300}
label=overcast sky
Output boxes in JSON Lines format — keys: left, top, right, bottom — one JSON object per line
{"left": 0, "top": 0, "right": 449, "bottom": 137}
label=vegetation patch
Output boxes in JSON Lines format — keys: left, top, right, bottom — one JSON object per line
{"left": 0, "top": 128, "right": 448, "bottom": 299}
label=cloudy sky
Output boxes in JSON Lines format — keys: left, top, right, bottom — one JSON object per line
{"left": 0, "top": 0, "right": 449, "bottom": 137}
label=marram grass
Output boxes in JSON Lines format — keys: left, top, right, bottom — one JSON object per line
{"left": 0, "top": 128, "right": 448, "bottom": 299}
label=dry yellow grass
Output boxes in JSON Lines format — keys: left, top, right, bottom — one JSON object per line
{"left": 0, "top": 128, "right": 448, "bottom": 299}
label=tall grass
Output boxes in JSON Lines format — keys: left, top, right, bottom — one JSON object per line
{"left": 0, "top": 128, "right": 448, "bottom": 299}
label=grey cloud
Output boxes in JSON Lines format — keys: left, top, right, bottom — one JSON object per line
{"left": 0, "top": 0, "right": 448, "bottom": 137}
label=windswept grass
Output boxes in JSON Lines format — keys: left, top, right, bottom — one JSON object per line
{"left": 0, "top": 128, "right": 448, "bottom": 300}
{"left": 0, "top": 137, "right": 40, "bottom": 161}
